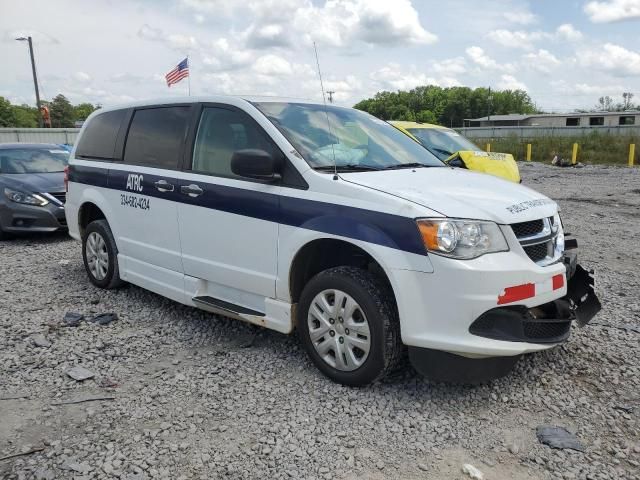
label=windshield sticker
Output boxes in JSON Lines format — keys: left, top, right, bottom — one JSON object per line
{"left": 506, "top": 199, "right": 555, "bottom": 214}
{"left": 49, "top": 149, "right": 68, "bottom": 154}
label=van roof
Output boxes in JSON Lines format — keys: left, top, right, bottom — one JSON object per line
{"left": 91, "top": 95, "right": 330, "bottom": 116}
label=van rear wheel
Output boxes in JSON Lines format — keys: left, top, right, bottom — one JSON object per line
{"left": 298, "top": 266, "right": 403, "bottom": 386}
{"left": 82, "top": 219, "right": 124, "bottom": 289}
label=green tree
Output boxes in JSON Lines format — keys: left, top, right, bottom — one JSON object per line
{"left": 354, "top": 85, "right": 537, "bottom": 127}
{"left": 49, "top": 94, "right": 75, "bottom": 127}
{"left": 13, "top": 105, "right": 39, "bottom": 127}
{"left": 0, "top": 96, "right": 17, "bottom": 127}
{"left": 73, "top": 102, "right": 97, "bottom": 122}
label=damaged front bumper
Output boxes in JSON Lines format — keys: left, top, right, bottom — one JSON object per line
{"left": 406, "top": 238, "right": 602, "bottom": 383}
{"left": 468, "top": 240, "right": 601, "bottom": 344}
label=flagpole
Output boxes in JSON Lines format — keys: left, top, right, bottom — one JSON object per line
{"left": 187, "top": 54, "right": 191, "bottom": 97}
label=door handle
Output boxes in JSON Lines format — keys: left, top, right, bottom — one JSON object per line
{"left": 154, "top": 180, "right": 175, "bottom": 192}
{"left": 180, "top": 184, "right": 203, "bottom": 197}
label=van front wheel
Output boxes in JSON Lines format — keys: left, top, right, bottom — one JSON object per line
{"left": 298, "top": 266, "right": 402, "bottom": 386}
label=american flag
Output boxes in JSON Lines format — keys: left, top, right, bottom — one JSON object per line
{"left": 165, "top": 58, "right": 189, "bottom": 87}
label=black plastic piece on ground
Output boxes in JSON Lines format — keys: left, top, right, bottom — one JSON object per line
{"left": 536, "top": 425, "right": 585, "bottom": 452}
{"left": 408, "top": 347, "right": 520, "bottom": 384}
{"left": 63, "top": 312, "right": 85, "bottom": 327}
{"left": 90, "top": 313, "right": 118, "bottom": 325}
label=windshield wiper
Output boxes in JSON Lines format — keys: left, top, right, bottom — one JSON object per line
{"left": 430, "top": 147, "right": 454, "bottom": 157}
{"left": 383, "top": 163, "right": 430, "bottom": 170}
{"left": 314, "top": 164, "right": 382, "bottom": 172}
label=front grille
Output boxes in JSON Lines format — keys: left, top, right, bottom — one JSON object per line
{"left": 511, "top": 219, "right": 543, "bottom": 238}
{"left": 510, "top": 217, "right": 559, "bottom": 266}
{"left": 49, "top": 192, "right": 66, "bottom": 204}
{"left": 523, "top": 321, "right": 571, "bottom": 340}
{"left": 524, "top": 242, "right": 549, "bottom": 262}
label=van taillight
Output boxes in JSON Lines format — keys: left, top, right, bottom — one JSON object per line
{"left": 64, "top": 166, "right": 70, "bottom": 192}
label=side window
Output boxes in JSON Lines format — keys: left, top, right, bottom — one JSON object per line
{"left": 124, "top": 106, "right": 190, "bottom": 169}
{"left": 75, "top": 109, "right": 127, "bottom": 160}
{"left": 192, "top": 107, "right": 277, "bottom": 178}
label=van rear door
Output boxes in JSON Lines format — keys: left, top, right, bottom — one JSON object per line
{"left": 109, "top": 105, "right": 190, "bottom": 301}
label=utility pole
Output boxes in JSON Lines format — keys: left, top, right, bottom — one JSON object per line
{"left": 16, "top": 36, "right": 42, "bottom": 127}
{"left": 487, "top": 87, "right": 492, "bottom": 123}
{"left": 327, "top": 91, "right": 335, "bottom": 103}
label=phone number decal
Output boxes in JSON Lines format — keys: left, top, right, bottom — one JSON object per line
{"left": 120, "top": 194, "right": 150, "bottom": 210}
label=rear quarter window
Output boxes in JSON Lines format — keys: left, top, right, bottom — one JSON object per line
{"left": 123, "top": 106, "right": 190, "bottom": 169}
{"left": 75, "top": 109, "right": 127, "bottom": 160}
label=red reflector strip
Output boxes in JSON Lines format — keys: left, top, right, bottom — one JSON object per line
{"left": 552, "top": 274, "right": 564, "bottom": 290}
{"left": 498, "top": 283, "right": 535, "bottom": 305}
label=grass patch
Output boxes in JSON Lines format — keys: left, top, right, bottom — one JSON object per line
{"left": 467, "top": 131, "right": 639, "bottom": 165}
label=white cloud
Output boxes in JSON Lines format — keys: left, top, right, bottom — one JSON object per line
{"left": 465, "top": 46, "right": 515, "bottom": 72}
{"left": 584, "top": 0, "right": 640, "bottom": 23}
{"left": 486, "top": 29, "right": 549, "bottom": 50}
{"left": 432, "top": 57, "right": 467, "bottom": 76}
{"left": 574, "top": 83, "right": 626, "bottom": 94}
{"left": 73, "top": 72, "right": 92, "bottom": 83}
{"left": 523, "top": 49, "right": 561, "bottom": 74}
{"left": 242, "top": 0, "right": 436, "bottom": 48}
{"left": 253, "top": 54, "right": 293, "bottom": 76}
{"left": 369, "top": 63, "right": 460, "bottom": 91}
{"left": 579, "top": 43, "right": 640, "bottom": 76}
{"left": 201, "top": 38, "right": 254, "bottom": 72}
{"left": 138, "top": 24, "right": 198, "bottom": 51}
{"left": 556, "top": 23, "right": 583, "bottom": 41}
{"left": 466, "top": 46, "right": 498, "bottom": 69}
{"left": 497, "top": 74, "right": 527, "bottom": 91}
{"left": 503, "top": 11, "right": 538, "bottom": 25}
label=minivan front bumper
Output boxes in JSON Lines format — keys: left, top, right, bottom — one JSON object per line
{"left": 390, "top": 244, "right": 600, "bottom": 358}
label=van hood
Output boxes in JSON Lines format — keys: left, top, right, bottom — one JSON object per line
{"left": 341, "top": 166, "right": 557, "bottom": 224}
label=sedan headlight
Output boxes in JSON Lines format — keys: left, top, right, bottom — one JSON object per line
{"left": 3, "top": 187, "right": 49, "bottom": 206}
{"left": 417, "top": 218, "right": 509, "bottom": 259}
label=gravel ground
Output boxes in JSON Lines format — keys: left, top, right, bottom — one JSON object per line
{"left": 1, "top": 162, "right": 639, "bottom": 480}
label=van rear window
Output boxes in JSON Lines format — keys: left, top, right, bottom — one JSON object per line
{"left": 123, "top": 107, "right": 190, "bottom": 169}
{"left": 75, "top": 109, "right": 127, "bottom": 160}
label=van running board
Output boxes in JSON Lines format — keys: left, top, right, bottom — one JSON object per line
{"left": 192, "top": 296, "right": 265, "bottom": 322}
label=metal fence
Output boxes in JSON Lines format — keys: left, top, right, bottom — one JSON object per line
{"left": 457, "top": 125, "right": 640, "bottom": 139}
{"left": 0, "top": 128, "right": 80, "bottom": 145}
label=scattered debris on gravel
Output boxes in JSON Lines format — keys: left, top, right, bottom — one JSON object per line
{"left": 1, "top": 163, "right": 638, "bottom": 479}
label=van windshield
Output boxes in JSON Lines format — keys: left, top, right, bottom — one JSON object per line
{"left": 407, "top": 128, "right": 480, "bottom": 161}
{"left": 253, "top": 102, "right": 443, "bottom": 171}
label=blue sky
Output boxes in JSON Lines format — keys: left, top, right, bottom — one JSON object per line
{"left": 2, "top": 0, "right": 640, "bottom": 112}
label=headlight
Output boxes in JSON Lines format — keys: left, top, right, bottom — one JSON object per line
{"left": 3, "top": 188, "right": 49, "bottom": 206}
{"left": 416, "top": 218, "right": 509, "bottom": 259}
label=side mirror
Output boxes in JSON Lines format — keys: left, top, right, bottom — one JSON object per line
{"left": 231, "top": 149, "right": 283, "bottom": 182}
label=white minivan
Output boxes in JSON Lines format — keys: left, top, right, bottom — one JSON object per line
{"left": 66, "top": 97, "right": 600, "bottom": 385}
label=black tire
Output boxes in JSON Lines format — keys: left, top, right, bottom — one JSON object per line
{"left": 82, "top": 219, "right": 124, "bottom": 289}
{"left": 297, "top": 266, "right": 403, "bottom": 386}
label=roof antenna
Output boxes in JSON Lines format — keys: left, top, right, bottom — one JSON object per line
{"left": 313, "top": 41, "right": 338, "bottom": 180}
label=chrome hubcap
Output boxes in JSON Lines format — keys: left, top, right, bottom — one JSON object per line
{"left": 307, "top": 289, "right": 371, "bottom": 371}
{"left": 86, "top": 232, "right": 109, "bottom": 281}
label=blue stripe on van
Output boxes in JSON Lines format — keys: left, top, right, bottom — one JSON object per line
{"left": 69, "top": 164, "right": 427, "bottom": 256}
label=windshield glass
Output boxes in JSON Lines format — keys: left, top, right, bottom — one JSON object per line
{"left": 407, "top": 128, "right": 480, "bottom": 161}
{"left": 253, "top": 102, "right": 443, "bottom": 170}
{"left": 0, "top": 147, "right": 69, "bottom": 174}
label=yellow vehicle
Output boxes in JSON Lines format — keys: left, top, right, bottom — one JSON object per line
{"left": 390, "top": 121, "right": 521, "bottom": 183}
